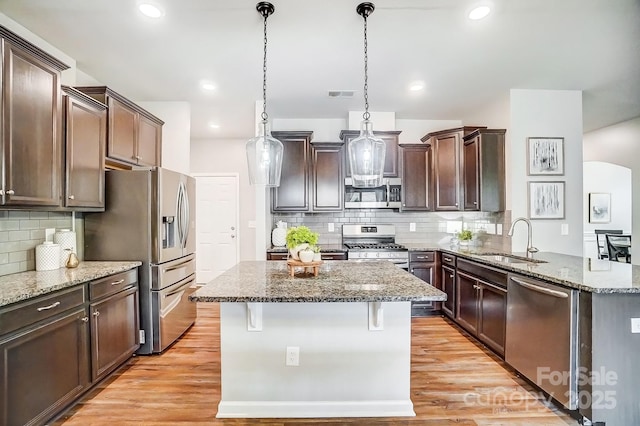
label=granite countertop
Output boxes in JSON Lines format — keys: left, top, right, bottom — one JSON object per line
{"left": 403, "top": 244, "right": 640, "bottom": 294}
{"left": 190, "top": 260, "right": 446, "bottom": 303}
{"left": 0, "top": 261, "right": 142, "bottom": 308}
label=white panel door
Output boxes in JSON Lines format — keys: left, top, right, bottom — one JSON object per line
{"left": 195, "top": 174, "right": 239, "bottom": 284}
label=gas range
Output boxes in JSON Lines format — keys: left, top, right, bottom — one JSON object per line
{"left": 342, "top": 224, "right": 409, "bottom": 266}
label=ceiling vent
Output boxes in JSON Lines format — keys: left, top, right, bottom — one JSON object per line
{"left": 328, "top": 90, "right": 355, "bottom": 98}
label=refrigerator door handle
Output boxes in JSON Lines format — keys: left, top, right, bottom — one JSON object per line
{"left": 182, "top": 184, "right": 190, "bottom": 249}
{"left": 176, "top": 184, "right": 185, "bottom": 249}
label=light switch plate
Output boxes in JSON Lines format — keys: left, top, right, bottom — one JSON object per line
{"left": 631, "top": 318, "right": 640, "bottom": 334}
{"left": 561, "top": 223, "right": 569, "bottom": 235}
{"left": 410, "top": 223, "right": 416, "bottom": 232}
{"left": 328, "top": 223, "right": 335, "bottom": 232}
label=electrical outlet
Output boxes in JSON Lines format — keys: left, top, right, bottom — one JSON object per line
{"left": 410, "top": 223, "right": 416, "bottom": 232}
{"left": 328, "top": 223, "right": 335, "bottom": 232}
{"left": 286, "top": 346, "right": 299, "bottom": 366}
{"left": 631, "top": 318, "right": 640, "bottom": 334}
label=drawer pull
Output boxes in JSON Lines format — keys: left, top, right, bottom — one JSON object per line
{"left": 443, "top": 257, "right": 453, "bottom": 262}
{"left": 165, "top": 258, "right": 193, "bottom": 272}
{"left": 111, "top": 279, "right": 126, "bottom": 286}
{"left": 416, "top": 256, "right": 426, "bottom": 259}
{"left": 36, "top": 301, "right": 61, "bottom": 312}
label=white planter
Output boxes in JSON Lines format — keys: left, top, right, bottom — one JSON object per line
{"left": 298, "top": 249, "right": 315, "bottom": 263}
{"left": 313, "top": 252, "right": 322, "bottom": 262}
{"left": 289, "top": 243, "right": 309, "bottom": 260}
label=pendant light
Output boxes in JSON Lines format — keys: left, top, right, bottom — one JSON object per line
{"left": 246, "top": 2, "right": 284, "bottom": 187}
{"left": 348, "top": 2, "right": 386, "bottom": 188}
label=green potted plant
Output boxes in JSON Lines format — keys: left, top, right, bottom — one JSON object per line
{"left": 457, "top": 229, "right": 474, "bottom": 246}
{"left": 286, "top": 226, "right": 319, "bottom": 261}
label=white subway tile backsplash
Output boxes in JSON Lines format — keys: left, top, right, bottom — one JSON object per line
{"left": 0, "top": 211, "right": 73, "bottom": 277}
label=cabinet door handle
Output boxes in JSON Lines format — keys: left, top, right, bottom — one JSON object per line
{"left": 93, "top": 311, "right": 100, "bottom": 317}
{"left": 68, "top": 195, "right": 75, "bottom": 200}
{"left": 111, "top": 279, "right": 125, "bottom": 286}
{"left": 6, "top": 190, "right": 15, "bottom": 195}
{"left": 473, "top": 201, "right": 477, "bottom": 205}
{"left": 80, "top": 316, "right": 89, "bottom": 323}
{"left": 0, "top": 189, "right": 4, "bottom": 196}
{"left": 449, "top": 274, "right": 454, "bottom": 278}
{"left": 36, "top": 301, "right": 61, "bottom": 311}
{"left": 473, "top": 284, "right": 480, "bottom": 290}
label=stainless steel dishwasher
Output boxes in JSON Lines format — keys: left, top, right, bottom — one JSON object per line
{"left": 505, "top": 274, "right": 578, "bottom": 410}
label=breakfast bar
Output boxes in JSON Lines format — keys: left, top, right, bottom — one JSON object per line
{"left": 190, "top": 260, "right": 446, "bottom": 419}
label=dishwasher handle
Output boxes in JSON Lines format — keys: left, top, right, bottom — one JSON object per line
{"left": 511, "top": 277, "right": 568, "bottom": 299}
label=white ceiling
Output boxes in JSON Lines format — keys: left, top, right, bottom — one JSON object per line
{"left": 1, "top": 0, "right": 638, "bottom": 140}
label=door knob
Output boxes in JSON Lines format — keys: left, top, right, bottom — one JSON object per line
{"left": 231, "top": 226, "right": 235, "bottom": 230}
{"left": 231, "top": 235, "right": 236, "bottom": 238}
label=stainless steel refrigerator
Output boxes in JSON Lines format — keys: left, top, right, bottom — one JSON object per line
{"left": 84, "top": 168, "right": 196, "bottom": 354}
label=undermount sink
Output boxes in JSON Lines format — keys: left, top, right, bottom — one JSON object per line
{"left": 477, "top": 254, "right": 547, "bottom": 265}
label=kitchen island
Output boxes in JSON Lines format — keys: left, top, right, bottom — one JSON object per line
{"left": 190, "top": 260, "right": 445, "bottom": 419}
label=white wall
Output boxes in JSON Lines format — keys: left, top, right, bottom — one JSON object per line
{"left": 584, "top": 117, "right": 640, "bottom": 264}
{"left": 582, "top": 161, "right": 632, "bottom": 259}
{"left": 510, "top": 89, "right": 584, "bottom": 256}
{"left": 191, "top": 138, "right": 257, "bottom": 262}
{"left": 137, "top": 101, "right": 191, "bottom": 174}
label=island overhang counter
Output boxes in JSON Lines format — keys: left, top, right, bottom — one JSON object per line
{"left": 189, "top": 260, "right": 446, "bottom": 419}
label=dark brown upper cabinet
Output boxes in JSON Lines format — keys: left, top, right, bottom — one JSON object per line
{"left": 340, "top": 130, "right": 401, "bottom": 178}
{"left": 399, "top": 144, "right": 432, "bottom": 211}
{"left": 271, "top": 132, "right": 344, "bottom": 213}
{"left": 0, "top": 26, "right": 68, "bottom": 207}
{"left": 462, "top": 129, "right": 506, "bottom": 212}
{"left": 311, "top": 142, "right": 344, "bottom": 211}
{"left": 420, "top": 126, "right": 485, "bottom": 211}
{"left": 62, "top": 86, "right": 107, "bottom": 210}
{"left": 271, "top": 131, "right": 312, "bottom": 212}
{"left": 75, "top": 86, "right": 163, "bottom": 168}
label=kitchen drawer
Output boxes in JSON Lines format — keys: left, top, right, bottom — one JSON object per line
{"left": 89, "top": 269, "right": 137, "bottom": 301}
{"left": 441, "top": 253, "right": 456, "bottom": 267}
{"left": 457, "top": 258, "right": 507, "bottom": 288}
{"left": 410, "top": 251, "right": 435, "bottom": 263}
{"left": 0, "top": 285, "right": 86, "bottom": 335}
{"left": 267, "top": 252, "right": 289, "bottom": 261}
{"left": 320, "top": 253, "right": 347, "bottom": 260}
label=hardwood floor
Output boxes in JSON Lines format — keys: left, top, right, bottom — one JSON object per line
{"left": 53, "top": 303, "right": 578, "bottom": 426}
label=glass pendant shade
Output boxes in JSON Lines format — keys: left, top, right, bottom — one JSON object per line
{"left": 347, "top": 119, "right": 386, "bottom": 188}
{"left": 246, "top": 120, "right": 284, "bottom": 187}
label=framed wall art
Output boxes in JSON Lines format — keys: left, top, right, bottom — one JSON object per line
{"left": 528, "top": 181, "right": 565, "bottom": 219}
{"left": 527, "top": 137, "right": 564, "bottom": 175}
{"left": 588, "top": 192, "right": 611, "bottom": 223}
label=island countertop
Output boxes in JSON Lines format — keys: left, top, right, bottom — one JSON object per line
{"left": 0, "top": 261, "right": 142, "bottom": 308}
{"left": 190, "top": 260, "right": 446, "bottom": 303}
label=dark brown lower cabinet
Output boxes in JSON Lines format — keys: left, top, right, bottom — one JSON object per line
{"left": 455, "top": 270, "right": 507, "bottom": 356}
{"left": 441, "top": 265, "right": 456, "bottom": 318}
{"left": 0, "top": 306, "right": 90, "bottom": 426}
{"left": 409, "top": 251, "right": 439, "bottom": 316}
{"left": 90, "top": 286, "right": 139, "bottom": 382}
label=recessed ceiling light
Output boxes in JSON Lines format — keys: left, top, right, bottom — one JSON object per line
{"left": 209, "top": 123, "right": 220, "bottom": 129}
{"left": 139, "top": 3, "right": 164, "bottom": 18}
{"left": 409, "top": 81, "right": 425, "bottom": 92}
{"left": 468, "top": 6, "right": 490, "bottom": 20}
{"left": 200, "top": 80, "right": 217, "bottom": 91}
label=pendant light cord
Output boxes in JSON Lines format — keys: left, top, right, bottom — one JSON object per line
{"left": 261, "top": 12, "right": 269, "bottom": 121}
{"left": 362, "top": 14, "right": 370, "bottom": 121}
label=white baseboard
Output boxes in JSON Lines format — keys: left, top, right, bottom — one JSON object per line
{"left": 216, "top": 400, "right": 415, "bottom": 418}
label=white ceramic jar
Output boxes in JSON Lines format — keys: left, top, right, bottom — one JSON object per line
{"left": 54, "top": 229, "right": 77, "bottom": 267}
{"left": 272, "top": 221, "right": 287, "bottom": 247}
{"left": 36, "top": 242, "right": 61, "bottom": 271}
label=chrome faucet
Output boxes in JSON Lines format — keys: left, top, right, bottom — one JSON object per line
{"left": 507, "top": 217, "right": 539, "bottom": 258}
